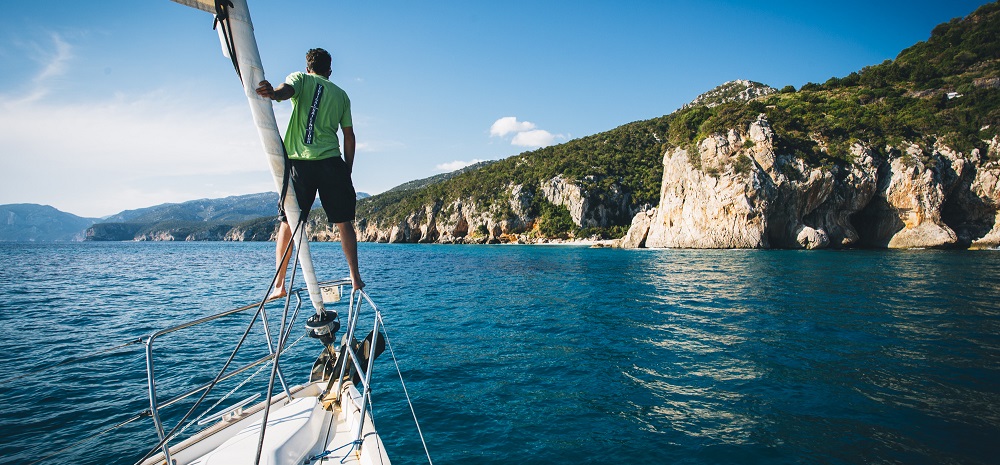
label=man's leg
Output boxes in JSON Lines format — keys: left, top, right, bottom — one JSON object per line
{"left": 336, "top": 221, "right": 365, "bottom": 290}
{"left": 270, "top": 221, "right": 293, "bottom": 299}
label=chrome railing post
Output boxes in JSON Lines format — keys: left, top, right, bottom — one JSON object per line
{"left": 332, "top": 289, "right": 364, "bottom": 401}
{"left": 257, "top": 294, "right": 292, "bottom": 398}
{"left": 351, "top": 308, "right": 382, "bottom": 447}
{"left": 144, "top": 334, "right": 171, "bottom": 465}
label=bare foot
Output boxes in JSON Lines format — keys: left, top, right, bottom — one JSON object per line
{"left": 267, "top": 285, "right": 287, "bottom": 301}
{"left": 351, "top": 276, "right": 365, "bottom": 291}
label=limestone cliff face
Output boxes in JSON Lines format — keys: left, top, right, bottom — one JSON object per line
{"left": 357, "top": 198, "right": 487, "bottom": 244}
{"left": 629, "top": 115, "right": 1000, "bottom": 249}
{"left": 540, "top": 175, "right": 630, "bottom": 228}
{"left": 619, "top": 208, "right": 656, "bottom": 248}
{"left": 851, "top": 139, "right": 1000, "bottom": 249}
{"left": 86, "top": 217, "right": 280, "bottom": 242}
{"left": 856, "top": 146, "right": 959, "bottom": 248}
{"left": 224, "top": 218, "right": 281, "bottom": 241}
{"left": 968, "top": 138, "right": 1000, "bottom": 248}
{"left": 135, "top": 230, "right": 189, "bottom": 241}
{"left": 352, "top": 176, "right": 632, "bottom": 244}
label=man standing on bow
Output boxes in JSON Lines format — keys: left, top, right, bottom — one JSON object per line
{"left": 255, "top": 48, "right": 364, "bottom": 296}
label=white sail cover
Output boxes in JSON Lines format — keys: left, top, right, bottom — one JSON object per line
{"left": 171, "top": 0, "right": 325, "bottom": 312}
{"left": 170, "top": 0, "right": 216, "bottom": 13}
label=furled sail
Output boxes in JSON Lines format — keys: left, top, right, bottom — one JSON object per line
{"left": 170, "top": 0, "right": 326, "bottom": 313}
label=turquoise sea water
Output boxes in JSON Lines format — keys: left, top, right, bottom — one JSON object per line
{"left": 0, "top": 242, "right": 998, "bottom": 464}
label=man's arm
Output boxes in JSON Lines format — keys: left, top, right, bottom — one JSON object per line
{"left": 342, "top": 126, "right": 356, "bottom": 173}
{"left": 255, "top": 80, "right": 295, "bottom": 101}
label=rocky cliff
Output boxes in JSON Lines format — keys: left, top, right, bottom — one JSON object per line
{"left": 347, "top": 174, "right": 631, "bottom": 244}
{"left": 341, "top": 3, "right": 1000, "bottom": 249}
{"left": 86, "top": 217, "right": 280, "bottom": 241}
{"left": 623, "top": 115, "right": 1000, "bottom": 249}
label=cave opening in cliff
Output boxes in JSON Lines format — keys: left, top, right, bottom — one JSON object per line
{"left": 849, "top": 197, "right": 901, "bottom": 249}
{"left": 940, "top": 190, "right": 995, "bottom": 249}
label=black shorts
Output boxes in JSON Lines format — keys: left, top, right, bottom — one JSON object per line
{"left": 278, "top": 156, "right": 356, "bottom": 224}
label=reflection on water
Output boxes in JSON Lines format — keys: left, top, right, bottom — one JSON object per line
{"left": 0, "top": 244, "right": 997, "bottom": 464}
{"left": 624, "top": 249, "right": 1000, "bottom": 463}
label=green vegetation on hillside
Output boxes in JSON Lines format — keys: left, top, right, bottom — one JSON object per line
{"left": 358, "top": 2, "right": 1000, "bottom": 238}
{"left": 776, "top": 2, "right": 999, "bottom": 162}
{"left": 358, "top": 113, "right": 670, "bottom": 232}
{"left": 665, "top": 2, "right": 1000, "bottom": 168}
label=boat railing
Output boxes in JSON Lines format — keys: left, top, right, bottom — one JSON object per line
{"left": 139, "top": 278, "right": 331, "bottom": 463}
{"left": 139, "top": 277, "right": 389, "bottom": 464}
{"left": 332, "top": 285, "right": 434, "bottom": 464}
{"left": 329, "top": 283, "right": 387, "bottom": 448}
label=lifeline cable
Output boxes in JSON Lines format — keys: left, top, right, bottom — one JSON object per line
{"left": 254, "top": 218, "right": 306, "bottom": 465}
{"left": 176, "top": 331, "right": 309, "bottom": 439}
{"left": 134, "top": 308, "right": 265, "bottom": 465}
{"left": 133, "top": 220, "right": 307, "bottom": 465}
{"left": 380, "top": 314, "right": 434, "bottom": 465}
{"left": 306, "top": 315, "right": 434, "bottom": 465}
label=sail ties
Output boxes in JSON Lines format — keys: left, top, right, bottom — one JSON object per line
{"left": 212, "top": 0, "right": 241, "bottom": 80}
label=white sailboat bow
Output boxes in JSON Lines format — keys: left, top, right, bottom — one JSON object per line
{"left": 126, "top": 2, "right": 430, "bottom": 464}
{"left": 137, "top": 279, "right": 399, "bottom": 465}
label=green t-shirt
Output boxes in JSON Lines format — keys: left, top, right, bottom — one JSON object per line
{"left": 283, "top": 72, "right": 352, "bottom": 161}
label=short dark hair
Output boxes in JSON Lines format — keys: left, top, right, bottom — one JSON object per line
{"left": 306, "top": 48, "right": 332, "bottom": 76}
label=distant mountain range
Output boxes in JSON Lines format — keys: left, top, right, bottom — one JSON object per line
{"left": 0, "top": 204, "right": 98, "bottom": 241}
{"left": 102, "top": 192, "right": 280, "bottom": 224}
{"left": 0, "top": 192, "right": 370, "bottom": 242}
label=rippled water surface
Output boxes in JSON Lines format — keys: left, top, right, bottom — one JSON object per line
{"left": 0, "top": 243, "right": 998, "bottom": 464}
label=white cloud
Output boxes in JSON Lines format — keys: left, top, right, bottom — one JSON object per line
{"left": 12, "top": 33, "right": 75, "bottom": 104}
{"left": 512, "top": 129, "right": 559, "bottom": 147}
{"left": 489, "top": 116, "right": 563, "bottom": 148}
{"left": 0, "top": 90, "right": 272, "bottom": 217}
{"left": 490, "top": 116, "right": 535, "bottom": 137}
{"left": 35, "top": 33, "right": 72, "bottom": 83}
{"left": 0, "top": 31, "right": 308, "bottom": 217}
{"left": 436, "top": 159, "right": 485, "bottom": 172}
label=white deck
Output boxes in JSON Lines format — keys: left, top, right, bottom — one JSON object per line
{"left": 142, "top": 381, "right": 390, "bottom": 465}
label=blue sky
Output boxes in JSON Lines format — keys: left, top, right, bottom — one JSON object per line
{"left": 0, "top": 0, "right": 991, "bottom": 218}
